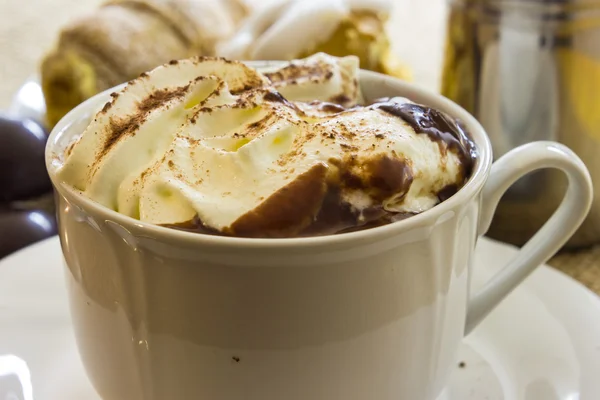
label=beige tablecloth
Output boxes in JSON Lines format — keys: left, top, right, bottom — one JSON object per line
{"left": 1, "top": 0, "right": 599, "bottom": 295}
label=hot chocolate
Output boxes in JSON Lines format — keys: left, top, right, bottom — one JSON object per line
{"left": 53, "top": 53, "right": 475, "bottom": 238}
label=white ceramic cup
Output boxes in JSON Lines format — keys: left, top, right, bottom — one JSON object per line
{"left": 46, "top": 69, "right": 593, "bottom": 400}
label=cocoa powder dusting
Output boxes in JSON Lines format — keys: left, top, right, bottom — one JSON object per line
{"left": 64, "top": 140, "right": 78, "bottom": 158}
{"left": 102, "top": 117, "right": 139, "bottom": 155}
{"left": 97, "top": 85, "right": 190, "bottom": 160}
{"left": 265, "top": 62, "right": 327, "bottom": 86}
{"left": 137, "top": 86, "right": 188, "bottom": 113}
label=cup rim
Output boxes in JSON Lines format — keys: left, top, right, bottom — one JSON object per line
{"left": 45, "top": 67, "right": 493, "bottom": 250}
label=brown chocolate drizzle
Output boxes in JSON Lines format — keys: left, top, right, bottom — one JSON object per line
{"left": 375, "top": 102, "right": 476, "bottom": 177}
{"left": 330, "top": 94, "right": 351, "bottom": 105}
{"left": 164, "top": 155, "right": 417, "bottom": 238}
{"left": 332, "top": 154, "right": 414, "bottom": 203}
{"left": 165, "top": 197, "right": 415, "bottom": 238}
{"left": 165, "top": 216, "right": 223, "bottom": 236}
{"left": 311, "top": 101, "right": 346, "bottom": 114}
{"left": 263, "top": 90, "right": 305, "bottom": 115}
{"left": 364, "top": 155, "right": 414, "bottom": 202}
{"left": 263, "top": 91, "right": 288, "bottom": 104}
{"left": 228, "top": 163, "right": 329, "bottom": 238}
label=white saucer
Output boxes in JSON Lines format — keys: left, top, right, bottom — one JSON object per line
{"left": 1, "top": 237, "right": 599, "bottom": 400}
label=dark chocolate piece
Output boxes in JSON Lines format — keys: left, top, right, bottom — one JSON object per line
{"left": 0, "top": 116, "right": 51, "bottom": 202}
{"left": 0, "top": 209, "right": 57, "bottom": 258}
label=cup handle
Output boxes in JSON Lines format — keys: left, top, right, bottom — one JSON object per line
{"left": 465, "top": 141, "right": 593, "bottom": 334}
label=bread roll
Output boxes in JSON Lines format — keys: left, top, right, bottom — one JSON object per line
{"left": 41, "top": 0, "right": 248, "bottom": 127}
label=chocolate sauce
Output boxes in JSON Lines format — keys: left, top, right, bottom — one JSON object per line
{"left": 163, "top": 157, "right": 416, "bottom": 239}
{"left": 263, "top": 90, "right": 302, "bottom": 113}
{"left": 437, "top": 184, "right": 459, "bottom": 202}
{"left": 263, "top": 91, "right": 288, "bottom": 104}
{"left": 228, "top": 164, "right": 328, "bottom": 238}
{"left": 164, "top": 189, "right": 409, "bottom": 238}
{"left": 164, "top": 216, "right": 223, "bottom": 236}
{"left": 298, "top": 185, "right": 362, "bottom": 237}
{"left": 376, "top": 102, "right": 476, "bottom": 177}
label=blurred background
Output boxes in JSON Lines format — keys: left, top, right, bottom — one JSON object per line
{"left": 0, "top": 0, "right": 447, "bottom": 106}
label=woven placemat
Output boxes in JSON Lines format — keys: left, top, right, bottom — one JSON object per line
{"left": 550, "top": 247, "right": 600, "bottom": 294}
{"left": 1, "top": 0, "right": 599, "bottom": 295}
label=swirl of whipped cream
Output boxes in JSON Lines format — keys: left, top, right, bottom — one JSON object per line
{"left": 55, "top": 53, "right": 471, "bottom": 237}
{"left": 218, "top": 0, "right": 392, "bottom": 61}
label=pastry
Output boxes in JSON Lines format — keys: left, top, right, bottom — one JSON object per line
{"left": 41, "top": 0, "right": 249, "bottom": 127}
{"left": 218, "top": 0, "right": 411, "bottom": 80}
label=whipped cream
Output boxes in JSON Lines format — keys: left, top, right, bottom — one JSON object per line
{"left": 259, "top": 53, "right": 361, "bottom": 106}
{"left": 218, "top": 0, "right": 392, "bottom": 61}
{"left": 55, "top": 53, "right": 472, "bottom": 237}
